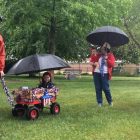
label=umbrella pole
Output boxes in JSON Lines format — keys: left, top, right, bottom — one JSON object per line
{"left": 49, "top": 70, "right": 54, "bottom": 82}
{"left": 39, "top": 72, "right": 41, "bottom": 82}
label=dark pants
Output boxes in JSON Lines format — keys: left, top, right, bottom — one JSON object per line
{"left": 93, "top": 72, "right": 112, "bottom": 104}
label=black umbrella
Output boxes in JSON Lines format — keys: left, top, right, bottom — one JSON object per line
{"left": 7, "top": 54, "right": 70, "bottom": 75}
{"left": 86, "top": 26, "right": 129, "bottom": 47}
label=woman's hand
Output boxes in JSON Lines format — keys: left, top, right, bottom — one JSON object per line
{"left": 94, "top": 62, "right": 99, "bottom": 68}
{"left": 105, "top": 55, "right": 108, "bottom": 60}
{"left": 0, "top": 71, "right": 5, "bottom": 77}
{"left": 89, "top": 62, "right": 94, "bottom": 66}
{"left": 89, "top": 62, "right": 99, "bottom": 68}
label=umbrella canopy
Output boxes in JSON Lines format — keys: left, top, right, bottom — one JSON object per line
{"left": 7, "top": 54, "right": 70, "bottom": 75}
{"left": 86, "top": 26, "right": 129, "bottom": 47}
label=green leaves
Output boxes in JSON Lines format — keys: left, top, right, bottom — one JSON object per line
{"left": 1, "top": 0, "right": 133, "bottom": 62}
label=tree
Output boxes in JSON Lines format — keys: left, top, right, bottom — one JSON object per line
{"left": 0, "top": 0, "right": 132, "bottom": 61}
{"left": 113, "top": 0, "right": 140, "bottom": 64}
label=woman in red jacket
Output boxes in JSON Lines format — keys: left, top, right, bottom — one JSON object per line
{"left": 0, "top": 17, "right": 5, "bottom": 77}
{"left": 0, "top": 33, "right": 5, "bottom": 77}
{"left": 90, "top": 42, "right": 115, "bottom": 107}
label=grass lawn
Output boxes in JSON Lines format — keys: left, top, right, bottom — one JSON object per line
{"left": 0, "top": 75, "right": 140, "bottom": 140}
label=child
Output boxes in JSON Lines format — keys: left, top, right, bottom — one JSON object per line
{"left": 38, "top": 72, "right": 54, "bottom": 89}
{"left": 38, "top": 72, "right": 58, "bottom": 106}
{"left": 38, "top": 72, "right": 58, "bottom": 96}
{"left": 89, "top": 47, "right": 98, "bottom": 74}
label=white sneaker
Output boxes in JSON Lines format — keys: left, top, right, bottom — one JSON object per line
{"left": 109, "top": 102, "right": 113, "bottom": 107}
{"left": 98, "top": 103, "right": 102, "bottom": 107}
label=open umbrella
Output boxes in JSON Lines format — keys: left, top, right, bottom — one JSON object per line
{"left": 86, "top": 26, "right": 129, "bottom": 47}
{"left": 7, "top": 54, "right": 70, "bottom": 75}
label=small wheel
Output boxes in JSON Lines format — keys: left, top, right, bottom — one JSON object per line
{"left": 26, "top": 107, "right": 39, "bottom": 120}
{"left": 12, "top": 104, "right": 25, "bottom": 117}
{"left": 16, "top": 108, "right": 25, "bottom": 117}
{"left": 50, "top": 103, "right": 60, "bottom": 115}
{"left": 12, "top": 108, "right": 17, "bottom": 117}
{"left": 35, "top": 104, "right": 43, "bottom": 112}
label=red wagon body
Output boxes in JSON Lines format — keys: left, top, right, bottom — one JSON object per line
{"left": 12, "top": 87, "right": 60, "bottom": 120}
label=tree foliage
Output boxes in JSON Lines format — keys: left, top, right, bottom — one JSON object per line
{"left": 113, "top": 0, "right": 140, "bottom": 64}
{"left": 0, "top": 0, "right": 133, "bottom": 62}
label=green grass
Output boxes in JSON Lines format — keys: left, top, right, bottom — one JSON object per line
{"left": 0, "top": 75, "right": 140, "bottom": 140}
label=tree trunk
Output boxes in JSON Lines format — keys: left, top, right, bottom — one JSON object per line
{"left": 48, "top": 17, "right": 56, "bottom": 54}
{"left": 48, "top": 0, "right": 56, "bottom": 54}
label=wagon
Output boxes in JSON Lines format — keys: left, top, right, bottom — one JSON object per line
{"left": 11, "top": 87, "right": 60, "bottom": 120}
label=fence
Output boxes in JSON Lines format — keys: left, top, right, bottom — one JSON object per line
{"left": 57, "top": 63, "right": 140, "bottom": 76}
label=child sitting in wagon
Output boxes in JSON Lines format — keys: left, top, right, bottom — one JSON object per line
{"left": 38, "top": 71, "right": 58, "bottom": 96}
{"left": 38, "top": 71, "right": 59, "bottom": 106}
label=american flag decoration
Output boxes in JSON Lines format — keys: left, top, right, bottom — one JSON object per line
{"left": 43, "top": 98, "right": 50, "bottom": 107}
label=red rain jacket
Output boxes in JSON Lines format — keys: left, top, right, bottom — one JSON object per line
{"left": 0, "top": 34, "right": 5, "bottom": 71}
{"left": 90, "top": 53, "right": 115, "bottom": 80}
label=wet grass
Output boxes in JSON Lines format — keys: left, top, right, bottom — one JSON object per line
{"left": 0, "top": 75, "right": 140, "bottom": 140}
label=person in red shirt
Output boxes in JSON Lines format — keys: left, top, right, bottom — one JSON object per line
{"left": 0, "top": 17, "right": 5, "bottom": 77}
{"left": 90, "top": 42, "right": 115, "bottom": 107}
{"left": 89, "top": 47, "right": 97, "bottom": 74}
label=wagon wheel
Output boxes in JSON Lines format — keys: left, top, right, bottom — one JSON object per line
{"left": 12, "top": 108, "right": 17, "bottom": 117}
{"left": 26, "top": 107, "right": 39, "bottom": 120}
{"left": 50, "top": 103, "right": 60, "bottom": 115}
{"left": 35, "top": 104, "right": 43, "bottom": 112}
{"left": 12, "top": 104, "right": 25, "bottom": 117}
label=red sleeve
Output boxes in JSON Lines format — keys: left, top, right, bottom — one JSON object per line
{"left": 90, "top": 55, "right": 98, "bottom": 62}
{"left": 0, "top": 35, "right": 6, "bottom": 71}
{"left": 107, "top": 53, "right": 115, "bottom": 68}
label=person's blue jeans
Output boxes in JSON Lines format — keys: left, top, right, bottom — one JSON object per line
{"left": 93, "top": 72, "right": 112, "bottom": 104}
